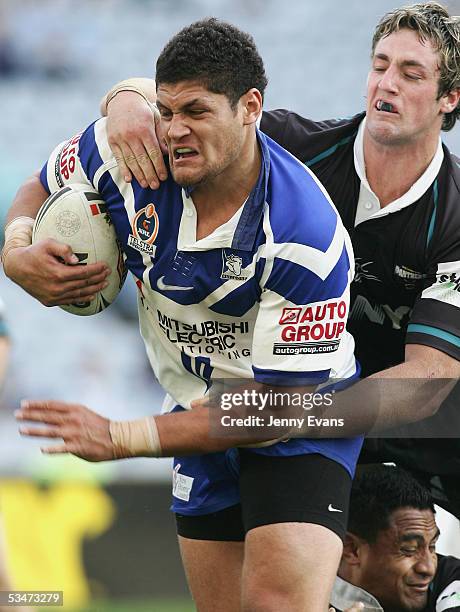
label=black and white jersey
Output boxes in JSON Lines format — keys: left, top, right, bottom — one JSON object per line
{"left": 430, "top": 555, "right": 460, "bottom": 611}
{"left": 331, "top": 555, "right": 460, "bottom": 611}
{"left": 261, "top": 110, "right": 460, "bottom": 516}
{"left": 261, "top": 110, "right": 460, "bottom": 378}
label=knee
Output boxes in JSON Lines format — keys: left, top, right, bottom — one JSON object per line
{"left": 242, "top": 583, "right": 296, "bottom": 612}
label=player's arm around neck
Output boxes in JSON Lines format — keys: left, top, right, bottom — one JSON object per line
{"left": 101, "top": 77, "right": 167, "bottom": 189}
{"left": 3, "top": 173, "right": 109, "bottom": 306}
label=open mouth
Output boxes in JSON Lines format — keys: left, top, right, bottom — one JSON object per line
{"left": 407, "top": 584, "right": 430, "bottom": 593}
{"left": 174, "top": 147, "right": 198, "bottom": 160}
{"left": 376, "top": 100, "right": 397, "bottom": 113}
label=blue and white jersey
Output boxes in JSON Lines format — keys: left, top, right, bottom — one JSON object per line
{"left": 41, "top": 118, "right": 361, "bottom": 472}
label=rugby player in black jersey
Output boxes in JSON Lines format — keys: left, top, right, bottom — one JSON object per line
{"left": 331, "top": 465, "right": 460, "bottom": 612}
{"left": 78, "top": 1, "right": 460, "bottom": 517}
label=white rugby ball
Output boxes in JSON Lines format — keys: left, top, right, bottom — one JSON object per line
{"left": 32, "top": 183, "right": 127, "bottom": 316}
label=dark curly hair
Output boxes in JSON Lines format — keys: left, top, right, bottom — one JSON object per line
{"left": 372, "top": 2, "right": 460, "bottom": 131}
{"left": 348, "top": 465, "right": 435, "bottom": 543}
{"left": 155, "top": 18, "right": 268, "bottom": 109}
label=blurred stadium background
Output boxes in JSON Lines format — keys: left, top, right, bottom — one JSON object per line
{"left": 0, "top": 0, "right": 459, "bottom": 610}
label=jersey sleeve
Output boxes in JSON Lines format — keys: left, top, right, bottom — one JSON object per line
{"left": 251, "top": 212, "right": 355, "bottom": 386}
{"left": 406, "top": 176, "right": 460, "bottom": 361}
{"left": 39, "top": 118, "right": 113, "bottom": 195}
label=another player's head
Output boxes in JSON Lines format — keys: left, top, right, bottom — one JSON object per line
{"left": 339, "top": 465, "right": 438, "bottom": 611}
{"left": 366, "top": 2, "right": 460, "bottom": 146}
{"left": 154, "top": 18, "right": 268, "bottom": 187}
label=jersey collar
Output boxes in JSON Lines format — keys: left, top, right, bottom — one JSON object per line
{"left": 330, "top": 576, "right": 383, "bottom": 611}
{"left": 178, "top": 129, "right": 269, "bottom": 252}
{"left": 353, "top": 117, "right": 444, "bottom": 225}
{"left": 232, "top": 128, "right": 270, "bottom": 250}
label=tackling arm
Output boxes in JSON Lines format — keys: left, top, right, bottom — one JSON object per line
{"left": 101, "top": 78, "right": 167, "bottom": 189}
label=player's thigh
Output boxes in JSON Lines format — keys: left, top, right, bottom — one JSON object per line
{"left": 243, "top": 521, "right": 342, "bottom": 612}
{"left": 239, "top": 451, "right": 351, "bottom": 612}
{"left": 176, "top": 504, "right": 245, "bottom": 612}
{"left": 179, "top": 537, "right": 244, "bottom": 612}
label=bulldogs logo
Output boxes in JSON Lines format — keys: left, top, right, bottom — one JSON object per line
{"left": 221, "top": 251, "right": 249, "bottom": 281}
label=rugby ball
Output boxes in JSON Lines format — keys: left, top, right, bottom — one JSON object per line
{"left": 32, "top": 184, "right": 127, "bottom": 316}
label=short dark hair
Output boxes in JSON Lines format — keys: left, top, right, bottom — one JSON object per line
{"left": 155, "top": 17, "right": 268, "bottom": 108}
{"left": 348, "top": 465, "right": 435, "bottom": 543}
{"left": 372, "top": 2, "right": 460, "bottom": 131}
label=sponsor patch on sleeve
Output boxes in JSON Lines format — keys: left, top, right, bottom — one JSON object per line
{"left": 55, "top": 132, "right": 82, "bottom": 187}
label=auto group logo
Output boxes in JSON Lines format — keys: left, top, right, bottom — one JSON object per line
{"left": 274, "top": 301, "right": 347, "bottom": 355}
{"left": 128, "top": 203, "right": 159, "bottom": 256}
{"left": 278, "top": 308, "right": 301, "bottom": 325}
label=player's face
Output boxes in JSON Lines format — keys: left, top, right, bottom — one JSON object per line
{"left": 357, "top": 508, "right": 439, "bottom": 611}
{"left": 366, "top": 28, "right": 454, "bottom": 146}
{"left": 156, "top": 81, "right": 246, "bottom": 188}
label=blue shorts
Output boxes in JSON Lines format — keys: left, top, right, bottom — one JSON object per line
{"left": 171, "top": 407, "right": 362, "bottom": 516}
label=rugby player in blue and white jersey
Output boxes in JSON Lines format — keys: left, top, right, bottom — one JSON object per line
{"left": 86, "top": 2, "right": 460, "bottom": 520}
{"left": 5, "top": 20, "right": 360, "bottom": 611}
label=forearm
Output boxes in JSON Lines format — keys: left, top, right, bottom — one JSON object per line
{"left": 2, "top": 174, "right": 48, "bottom": 279}
{"left": 112, "top": 403, "right": 284, "bottom": 458}
{"left": 154, "top": 405, "right": 241, "bottom": 455}
{"left": 138, "top": 363, "right": 456, "bottom": 454}
{"left": 297, "top": 354, "right": 457, "bottom": 438}
{"left": 6, "top": 171, "right": 47, "bottom": 225}
{"left": 100, "top": 77, "right": 157, "bottom": 116}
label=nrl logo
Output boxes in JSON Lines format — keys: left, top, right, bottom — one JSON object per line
{"left": 128, "top": 203, "right": 159, "bottom": 256}
{"left": 221, "top": 251, "right": 249, "bottom": 281}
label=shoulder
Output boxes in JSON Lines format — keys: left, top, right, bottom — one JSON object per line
{"left": 261, "top": 109, "right": 363, "bottom": 138}
{"left": 442, "top": 147, "right": 460, "bottom": 200}
{"left": 261, "top": 109, "right": 363, "bottom": 164}
{"left": 428, "top": 147, "right": 460, "bottom": 250}
{"left": 78, "top": 117, "right": 116, "bottom": 167}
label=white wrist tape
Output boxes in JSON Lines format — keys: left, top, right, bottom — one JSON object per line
{"left": 109, "top": 416, "right": 162, "bottom": 458}
{"left": 1, "top": 216, "right": 34, "bottom": 269}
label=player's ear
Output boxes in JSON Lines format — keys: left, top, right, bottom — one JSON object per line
{"left": 440, "top": 87, "right": 460, "bottom": 114}
{"left": 342, "top": 532, "right": 362, "bottom": 566}
{"left": 241, "top": 88, "right": 262, "bottom": 125}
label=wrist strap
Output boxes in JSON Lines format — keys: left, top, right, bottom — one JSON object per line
{"left": 109, "top": 416, "right": 162, "bottom": 458}
{"left": 106, "top": 84, "right": 149, "bottom": 108}
{"left": 1, "top": 216, "right": 34, "bottom": 269}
